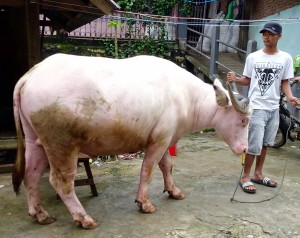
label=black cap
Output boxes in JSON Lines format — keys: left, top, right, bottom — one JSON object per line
{"left": 259, "top": 22, "right": 282, "bottom": 34}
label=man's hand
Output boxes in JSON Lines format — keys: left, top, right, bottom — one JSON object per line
{"left": 294, "top": 76, "right": 300, "bottom": 83}
{"left": 227, "top": 71, "right": 236, "bottom": 83}
{"left": 288, "top": 96, "right": 300, "bottom": 107}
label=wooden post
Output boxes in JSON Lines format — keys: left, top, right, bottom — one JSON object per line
{"left": 25, "top": 0, "right": 40, "bottom": 67}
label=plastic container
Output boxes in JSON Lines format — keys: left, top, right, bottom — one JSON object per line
{"left": 168, "top": 144, "right": 177, "bottom": 156}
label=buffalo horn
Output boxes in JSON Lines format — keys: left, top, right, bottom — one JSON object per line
{"left": 226, "top": 81, "right": 250, "bottom": 114}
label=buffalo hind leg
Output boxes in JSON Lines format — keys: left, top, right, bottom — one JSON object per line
{"left": 23, "top": 142, "right": 56, "bottom": 225}
{"left": 47, "top": 151, "right": 98, "bottom": 229}
{"left": 158, "top": 151, "right": 185, "bottom": 200}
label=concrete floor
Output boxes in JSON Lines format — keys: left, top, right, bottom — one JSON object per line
{"left": 1, "top": 132, "right": 300, "bottom": 238}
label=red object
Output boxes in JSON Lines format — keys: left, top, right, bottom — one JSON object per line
{"left": 169, "top": 144, "right": 177, "bottom": 156}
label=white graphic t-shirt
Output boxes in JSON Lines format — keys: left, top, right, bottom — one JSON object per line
{"left": 244, "top": 49, "right": 294, "bottom": 110}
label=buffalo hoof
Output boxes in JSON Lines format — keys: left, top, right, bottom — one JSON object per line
{"left": 75, "top": 216, "right": 99, "bottom": 230}
{"left": 75, "top": 215, "right": 99, "bottom": 229}
{"left": 39, "top": 216, "right": 57, "bottom": 225}
{"left": 168, "top": 191, "right": 186, "bottom": 200}
{"left": 35, "top": 212, "right": 57, "bottom": 225}
{"left": 135, "top": 199, "right": 156, "bottom": 213}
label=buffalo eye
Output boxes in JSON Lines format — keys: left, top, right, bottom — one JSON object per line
{"left": 241, "top": 118, "right": 249, "bottom": 126}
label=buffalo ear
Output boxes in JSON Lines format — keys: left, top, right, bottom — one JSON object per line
{"left": 213, "top": 84, "right": 229, "bottom": 107}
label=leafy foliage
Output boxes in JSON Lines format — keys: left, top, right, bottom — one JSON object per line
{"left": 116, "top": 0, "right": 192, "bottom": 16}
{"left": 103, "top": 38, "right": 173, "bottom": 59}
{"left": 102, "top": 0, "right": 191, "bottom": 58}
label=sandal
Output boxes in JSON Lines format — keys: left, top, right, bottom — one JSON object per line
{"left": 250, "top": 177, "right": 277, "bottom": 188}
{"left": 239, "top": 181, "right": 256, "bottom": 194}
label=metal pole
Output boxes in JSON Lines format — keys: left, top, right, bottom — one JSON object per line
{"left": 209, "top": 23, "right": 220, "bottom": 80}
{"left": 246, "top": 39, "right": 257, "bottom": 57}
{"left": 240, "top": 40, "right": 257, "bottom": 96}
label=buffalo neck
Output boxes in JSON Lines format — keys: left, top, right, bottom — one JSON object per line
{"left": 190, "top": 86, "right": 218, "bottom": 132}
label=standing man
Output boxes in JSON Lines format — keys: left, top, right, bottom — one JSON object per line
{"left": 227, "top": 22, "right": 299, "bottom": 194}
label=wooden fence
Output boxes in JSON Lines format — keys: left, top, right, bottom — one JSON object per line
{"left": 40, "top": 13, "right": 177, "bottom": 41}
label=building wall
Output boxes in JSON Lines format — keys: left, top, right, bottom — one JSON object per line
{"left": 250, "top": 0, "right": 300, "bottom": 20}
{"left": 218, "top": 0, "right": 300, "bottom": 20}
{"left": 248, "top": 4, "right": 300, "bottom": 58}
{"left": 216, "top": 1, "right": 300, "bottom": 57}
{"left": 218, "top": 0, "right": 233, "bottom": 15}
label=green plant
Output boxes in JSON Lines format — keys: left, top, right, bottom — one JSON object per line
{"left": 103, "top": 39, "right": 117, "bottom": 57}
{"left": 116, "top": 0, "right": 191, "bottom": 16}
{"left": 103, "top": 0, "right": 192, "bottom": 59}
{"left": 116, "top": 0, "right": 147, "bottom": 12}
{"left": 108, "top": 20, "right": 124, "bottom": 58}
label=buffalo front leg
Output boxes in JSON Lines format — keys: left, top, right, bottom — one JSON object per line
{"left": 136, "top": 146, "right": 167, "bottom": 213}
{"left": 158, "top": 151, "right": 185, "bottom": 200}
{"left": 47, "top": 152, "right": 98, "bottom": 229}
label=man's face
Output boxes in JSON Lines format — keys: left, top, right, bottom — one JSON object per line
{"left": 261, "top": 31, "right": 281, "bottom": 47}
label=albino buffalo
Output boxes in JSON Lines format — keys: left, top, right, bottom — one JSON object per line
{"left": 13, "top": 54, "right": 251, "bottom": 229}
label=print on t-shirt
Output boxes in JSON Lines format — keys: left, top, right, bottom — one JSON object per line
{"left": 254, "top": 62, "right": 283, "bottom": 96}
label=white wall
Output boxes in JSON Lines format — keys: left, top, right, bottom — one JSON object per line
{"left": 248, "top": 4, "right": 300, "bottom": 58}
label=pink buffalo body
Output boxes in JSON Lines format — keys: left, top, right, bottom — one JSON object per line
{"left": 13, "top": 54, "right": 251, "bottom": 229}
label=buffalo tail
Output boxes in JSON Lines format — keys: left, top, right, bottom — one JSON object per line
{"left": 12, "top": 77, "right": 27, "bottom": 195}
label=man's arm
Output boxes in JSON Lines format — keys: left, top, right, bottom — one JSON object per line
{"left": 281, "top": 79, "right": 300, "bottom": 106}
